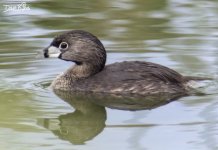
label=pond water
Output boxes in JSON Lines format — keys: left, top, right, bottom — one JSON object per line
{"left": 1, "top": 0, "right": 218, "bottom": 149}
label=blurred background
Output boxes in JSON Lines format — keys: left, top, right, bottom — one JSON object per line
{"left": 0, "top": 0, "right": 218, "bottom": 149}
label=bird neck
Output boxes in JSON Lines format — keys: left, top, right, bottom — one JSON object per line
{"left": 51, "top": 63, "right": 99, "bottom": 90}
{"left": 51, "top": 61, "right": 106, "bottom": 91}
{"left": 66, "top": 63, "right": 103, "bottom": 79}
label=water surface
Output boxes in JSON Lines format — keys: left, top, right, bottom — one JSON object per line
{"left": 0, "top": 0, "right": 218, "bottom": 149}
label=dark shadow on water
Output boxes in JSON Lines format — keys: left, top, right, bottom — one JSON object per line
{"left": 54, "top": 89, "right": 188, "bottom": 111}
{"left": 38, "top": 93, "right": 106, "bottom": 145}
{"left": 38, "top": 89, "right": 187, "bottom": 144}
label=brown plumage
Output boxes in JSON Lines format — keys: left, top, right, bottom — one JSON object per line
{"left": 43, "top": 30, "right": 209, "bottom": 96}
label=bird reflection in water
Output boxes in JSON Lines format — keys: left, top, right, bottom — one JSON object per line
{"left": 38, "top": 89, "right": 187, "bottom": 144}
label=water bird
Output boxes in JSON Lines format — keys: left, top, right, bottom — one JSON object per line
{"left": 43, "top": 30, "right": 209, "bottom": 96}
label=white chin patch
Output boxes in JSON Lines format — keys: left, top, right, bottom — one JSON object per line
{"left": 48, "top": 46, "right": 61, "bottom": 58}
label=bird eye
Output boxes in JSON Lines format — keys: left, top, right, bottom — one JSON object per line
{"left": 59, "top": 42, "right": 68, "bottom": 50}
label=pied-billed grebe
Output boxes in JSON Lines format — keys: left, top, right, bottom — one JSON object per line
{"left": 43, "top": 30, "right": 208, "bottom": 95}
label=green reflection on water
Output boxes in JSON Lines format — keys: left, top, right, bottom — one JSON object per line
{"left": 0, "top": 0, "right": 218, "bottom": 149}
